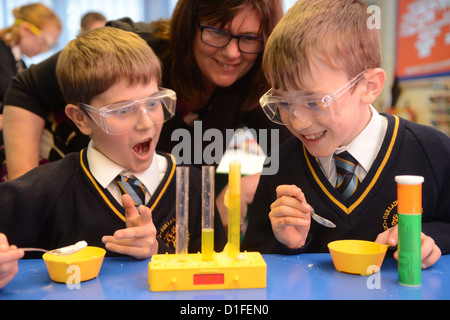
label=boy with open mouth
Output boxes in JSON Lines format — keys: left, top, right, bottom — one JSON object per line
{"left": 0, "top": 28, "right": 226, "bottom": 287}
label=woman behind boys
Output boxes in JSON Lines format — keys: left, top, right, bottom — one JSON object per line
{"left": 2, "top": 0, "right": 287, "bottom": 229}
{"left": 2, "top": 0, "right": 288, "bottom": 181}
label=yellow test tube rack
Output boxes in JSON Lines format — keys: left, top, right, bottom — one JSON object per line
{"left": 148, "top": 251, "right": 266, "bottom": 292}
{"left": 148, "top": 162, "right": 266, "bottom": 292}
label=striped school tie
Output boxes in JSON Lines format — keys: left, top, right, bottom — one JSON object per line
{"left": 115, "top": 174, "right": 147, "bottom": 207}
{"left": 335, "top": 151, "right": 359, "bottom": 200}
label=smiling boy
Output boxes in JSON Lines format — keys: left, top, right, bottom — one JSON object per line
{"left": 242, "top": 0, "right": 450, "bottom": 269}
{"left": 0, "top": 27, "right": 226, "bottom": 288}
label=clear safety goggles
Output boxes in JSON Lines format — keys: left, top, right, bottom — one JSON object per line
{"left": 259, "top": 71, "right": 366, "bottom": 125}
{"left": 79, "top": 88, "right": 176, "bottom": 135}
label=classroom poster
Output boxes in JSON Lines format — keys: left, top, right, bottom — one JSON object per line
{"left": 396, "top": 0, "right": 450, "bottom": 79}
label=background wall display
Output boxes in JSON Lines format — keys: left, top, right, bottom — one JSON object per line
{"left": 396, "top": 0, "right": 450, "bottom": 80}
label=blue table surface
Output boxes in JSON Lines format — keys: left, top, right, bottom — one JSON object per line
{"left": 1, "top": 253, "right": 449, "bottom": 300}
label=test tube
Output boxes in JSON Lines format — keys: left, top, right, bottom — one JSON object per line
{"left": 396, "top": 175, "right": 423, "bottom": 287}
{"left": 202, "top": 166, "right": 215, "bottom": 261}
{"left": 227, "top": 160, "right": 241, "bottom": 258}
{"left": 176, "top": 166, "right": 189, "bottom": 256}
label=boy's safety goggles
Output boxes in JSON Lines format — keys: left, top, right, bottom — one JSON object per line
{"left": 259, "top": 71, "right": 366, "bottom": 125}
{"left": 78, "top": 88, "right": 176, "bottom": 135}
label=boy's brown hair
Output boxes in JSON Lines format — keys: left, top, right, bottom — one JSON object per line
{"left": 56, "top": 27, "right": 162, "bottom": 105}
{"left": 263, "top": 0, "right": 381, "bottom": 91}
{"left": 80, "top": 12, "right": 106, "bottom": 34}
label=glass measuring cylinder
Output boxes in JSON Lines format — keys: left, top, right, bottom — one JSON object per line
{"left": 176, "top": 167, "right": 189, "bottom": 256}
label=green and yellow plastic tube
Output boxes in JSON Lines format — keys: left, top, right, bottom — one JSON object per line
{"left": 395, "top": 175, "right": 424, "bottom": 287}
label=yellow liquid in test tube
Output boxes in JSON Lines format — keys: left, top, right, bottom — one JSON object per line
{"left": 228, "top": 161, "right": 241, "bottom": 258}
{"left": 201, "top": 166, "right": 215, "bottom": 261}
{"left": 201, "top": 228, "right": 214, "bottom": 261}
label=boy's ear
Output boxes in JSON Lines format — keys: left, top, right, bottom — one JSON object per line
{"left": 360, "top": 68, "right": 386, "bottom": 105}
{"left": 65, "top": 104, "right": 93, "bottom": 136}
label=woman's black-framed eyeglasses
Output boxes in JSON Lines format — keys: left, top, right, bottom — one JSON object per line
{"left": 198, "top": 24, "right": 264, "bottom": 54}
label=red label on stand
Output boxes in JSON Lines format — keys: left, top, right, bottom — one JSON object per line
{"left": 193, "top": 274, "right": 224, "bottom": 285}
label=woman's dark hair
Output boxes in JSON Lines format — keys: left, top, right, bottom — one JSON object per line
{"left": 155, "top": 0, "right": 282, "bottom": 110}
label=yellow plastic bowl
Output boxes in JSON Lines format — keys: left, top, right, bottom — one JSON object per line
{"left": 43, "top": 246, "right": 106, "bottom": 283}
{"left": 328, "top": 240, "right": 388, "bottom": 276}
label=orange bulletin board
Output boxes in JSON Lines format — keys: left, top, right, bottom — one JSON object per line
{"left": 396, "top": 0, "right": 450, "bottom": 79}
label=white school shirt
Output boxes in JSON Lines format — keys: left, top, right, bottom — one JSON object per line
{"left": 86, "top": 140, "right": 167, "bottom": 206}
{"left": 318, "top": 106, "right": 388, "bottom": 186}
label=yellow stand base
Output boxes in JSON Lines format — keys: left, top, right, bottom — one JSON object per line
{"left": 148, "top": 251, "right": 266, "bottom": 292}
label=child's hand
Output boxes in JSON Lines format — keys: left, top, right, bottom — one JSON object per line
{"left": 0, "top": 233, "right": 24, "bottom": 289}
{"left": 269, "top": 185, "right": 312, "bottom": 249}
{"left": 102, "top": 194, "right": 158, "bottom": 259}
{"left": 375, "top": 225, "right": 441, "bottom": 269}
